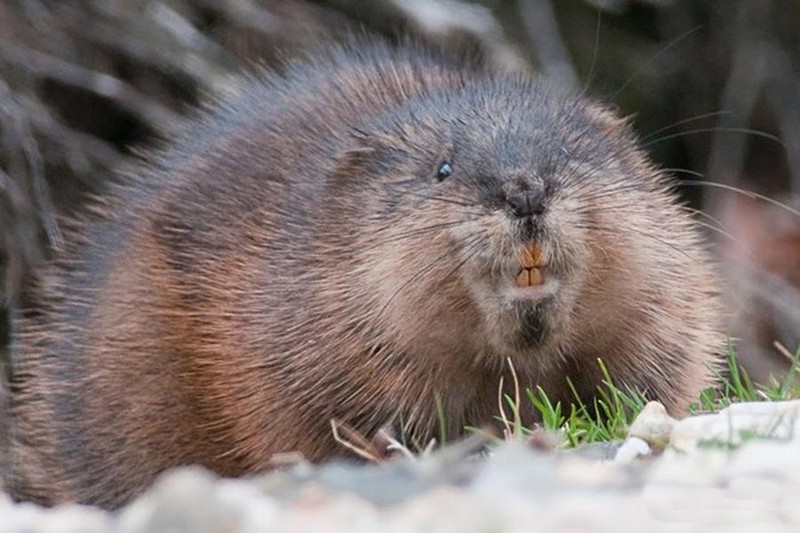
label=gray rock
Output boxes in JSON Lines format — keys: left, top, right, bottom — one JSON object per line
{"left": 117, "top": 466, "right": 282, "bottom": 533}
{"left": 671, "top": 400, "right": 800, "bottom": 453}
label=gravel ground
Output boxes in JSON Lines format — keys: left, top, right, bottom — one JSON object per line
{"left": 3, "top": 400, "right": 800, "bottom": 532}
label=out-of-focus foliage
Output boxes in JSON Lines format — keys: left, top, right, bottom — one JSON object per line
{"left": 0, "top": 0, "right": 798, "bottom": 379}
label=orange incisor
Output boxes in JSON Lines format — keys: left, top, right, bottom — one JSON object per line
{"left": 516, "top": 243, "right": 545, "bottom": 288}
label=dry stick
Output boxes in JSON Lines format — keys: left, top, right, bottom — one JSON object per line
{"left": 773, "top": 341, "right": 797, "bottom": 365}
{"left": 705, "top": 1, "right": 772, "bottom": 207}
{"left": 763, "top": 45, "right": 800, "bottom": 195}
{"left": 17, "top": 107, "right": 61, "bottom": 250}
{"left": 0, "top": 167, "right": 10, "bottom": 192}
{"left": 0, "top": 40, "right": 181, "bottom": 131}
{"left": 497, "top": 357, "right": 524, "bottom": 440}
{"left": 497, "top": 375, "right": 512, "bottom": 439}
{"left": 19, "top": 92, "right": 122, "bottom": 171}
{"left": 382, "top": 434, "right": 417, "bottom": 461}
{"left": 12, "top": 0, "right": 76, "bottom": 58}
{"left": 705, "top": 43, "right": 765, "bottom": 185}
{"left": 519, "top": 0, "right": 577, "bottom": 88}
{"left": 191, "top": 0, "right": 282, "bottom": 36}
{"left": 58, "top": 6, "right": 237, "bottom": 83}
{"left": 0, "top": 165, "right": 42, "bottom": 305}
{"left": 737, "top": 266, "right": 800, "bottom": 331}
{"left": 0, "top": 72, "right": 121, "bottom": 176}
{"left": 0, "top": 147, "right": 33, "bottom": 215}
{"left": 145, "top": 3, "right": 241, "bottom": 71}
{"left": 330, "top": 419, "right": 382, "bottom": 463}
{"left": 0, "top": 82, "right": 61, "bottom": 251}
{"left": 507, "top": 357, "right": 522, "bottom": 438}
{"left": 0, "top": 84, "right": 28, "bottom": 184}
{"left": 0, "top": 75, "right": 120, "bottom": 249}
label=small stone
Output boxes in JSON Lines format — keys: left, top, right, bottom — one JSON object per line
{"left": 725, "top": 399, "right": 800, "bottom": 417}
{"left": 394, "top": 487, "right": 497, "bottom": 532}
{"left": 557, "top": 457, "right": 632, "bottom": 488}
{"left": 628, "top": 401, "right": 677, "bottom": 449}
{"left": 647, "top": 448, "right": 728, "bottom": 486}
{"left": 2, "top": 501, "right": 111, "bottom": 533}
{"left": 614, "top": 437, "right": 652, "bottom": 464}
{"left": 526, "top": 427, "right": 565, "bottom": 452}
{"left": 565, "top": 440, "right": 625, "bottom": 460}
{"left": 281, "top": 491, "right": 379, "bottom": 532}
{"left": 723, "top": 440, "right": 800, "bottom": 482}
{"left": 118, "top": 466, "right": 238, "bottom": 533}
{"left": 642, "top": 485, "right": 781, "bottom": 529}
{"left": 726, "top": 475, "right": 786, "bottom": 501}
{"left": 470, "top": 442, "right": 559, "bottom": 499}
{"left": 670, "top": 400, "right": 800, "bottom": 453}
{"left": 216, "top": 479, "right": 283, "bottom": 533}
{"left": 669, "top": 412, "right": 719, "bottom": 453}
{"left": 780, "top": 493, "right": 800, "bottom": 526}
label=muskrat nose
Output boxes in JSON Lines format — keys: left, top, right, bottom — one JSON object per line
{"left": 507, "top": 188, "right": 546, "bottom": 218}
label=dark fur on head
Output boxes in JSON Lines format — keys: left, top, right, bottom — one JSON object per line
{"left": 7, "top": 39, "right": 722, "bottom": 508}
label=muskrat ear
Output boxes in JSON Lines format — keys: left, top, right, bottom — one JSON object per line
{"left": 586, "top": 103, "right": 632, "bottom": 137}
{"left": 331, "top": 131, "right": 407, "bottom": 186}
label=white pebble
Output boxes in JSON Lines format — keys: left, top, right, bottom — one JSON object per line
{"left": 614, "top": 437, "right": 652, "bottom": 464}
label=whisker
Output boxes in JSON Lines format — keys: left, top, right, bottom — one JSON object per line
{"left": 379, "top": 220, "right": 474, "bottom": 244}
{"left": 641, "top": 127, "right": 785, "bottom": 150}
{"left": 377, "top": 234, "right": 485, "bottom": 319}
{"left": 613, "top": 25, "right": 702, "bottom": 98}
{"left": 661, "top": 167, "right": 706, "bottom": 179}
{"left": 424, "top": 238, "right": 487, "bottom": 301}
{"left": 678, "top": 179, "right": 800, "bottom": 217}
{"left": 576, "top": 10, "right": 602, "bottom": 101}
{"left": 639, "top": 111, "right": 733, "bottom": 143}
{"left": 386, "top": 188, "right": 479, "bottom": 209}
{"left": 679, "top": 204, "right": 727, "bottom": 232}
{"left": 567, "top": 181, "right": 648, "bottom": 203}
{"left": 575, "top": 222, "right": 699, "bottom": 263}
{"left": 690, "top": 218, "right": 756, "bottom": 262}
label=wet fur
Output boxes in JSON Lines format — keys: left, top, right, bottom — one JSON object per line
{"left": 7, "top": 40, "right": 723, "bottom": 508}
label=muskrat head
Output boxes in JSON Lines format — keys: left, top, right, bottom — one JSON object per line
{"left": 338, "top": 78, "right": 651, "bottom": 370}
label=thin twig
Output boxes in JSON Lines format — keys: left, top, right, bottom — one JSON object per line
{"left": 0, "top": 39, "right": 181, "bottom": 130}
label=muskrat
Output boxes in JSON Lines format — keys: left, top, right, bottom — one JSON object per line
{"left": 6, "top": 39, "right": 723, "bottom": 508}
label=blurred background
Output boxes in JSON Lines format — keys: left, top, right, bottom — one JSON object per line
{"left": 0, "top": 0, "right": 798, "bottom": 385}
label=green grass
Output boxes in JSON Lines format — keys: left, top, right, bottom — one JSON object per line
{"left": 496, "top": 358, "right": 646, "bottom": 447}
{"left": 511, "top": 341, "right": 800, "bottom": 448}
{"left": 691, "top": 340, "right": 800, "bottom": 412}
{"left": 339, "top": 342, "right": 800, "bottom": 460}
{"left": 524, "top": 359, "right": 647, "bottom": 447}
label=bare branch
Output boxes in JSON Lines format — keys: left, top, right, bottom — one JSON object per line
{"left": 0, "top": 39, "right": 182, "bottom": 130}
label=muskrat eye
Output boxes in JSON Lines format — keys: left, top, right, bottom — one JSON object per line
{"left": 436, "top": 161, "right": 453, "bottom": 182}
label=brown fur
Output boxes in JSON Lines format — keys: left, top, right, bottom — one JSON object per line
{"left": 6, "top": 40, "right": 723, "bottom": 508}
